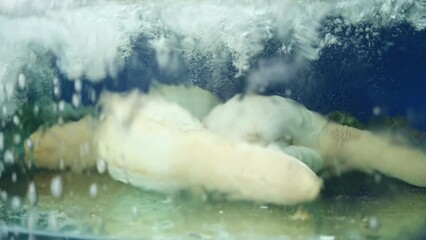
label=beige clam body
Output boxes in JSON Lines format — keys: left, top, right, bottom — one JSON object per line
{"left": 26, "top": 86, "right": 322, "bottom": 205}
{"left": 96, "top": 92, "right": 322, "bottom": 205}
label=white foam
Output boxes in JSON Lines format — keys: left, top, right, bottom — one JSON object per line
{"left": 0, "top": 0, "right": 424, "bottom": 107}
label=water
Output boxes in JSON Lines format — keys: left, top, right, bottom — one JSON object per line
{"left": 0, "top": 0, "right": 426, "bottom": 239}
{"left": 1, "top": 171, "right": 426, "bottom": 239}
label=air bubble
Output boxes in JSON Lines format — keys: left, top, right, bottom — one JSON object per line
{"left": 74, "top": 79, "right": 82, "bottom": 92}
{"left": 25, "top": 138, "right": 33, "bottom": 149}
{"left": 12, "top": 115, "right": 20, "bottom": 126}
{"left": 285, "top": 89, "right": 292, "bottom": 97}
{"left": 58, "top": 101, "right": 65, "bottom": 112}
{"left": 89, "top": 90, "right": 97, "bottom": 102}
{"left": 372, "top": 106, "right": 381, "bottom": 116}
{"left": 13, "top": 134, "right": 21, "bottom": 144}
{"left": 57, "top": 117, "right": 64, "bottom": 125}
{"left": 53, "top": 86, "right": 61, "bottom": 98}
{"left": 132, "top": 206, "right": 139, "bottom": 219}
{"left": 33, "top": 105, "right": 39, "bottom": 115}
{"left": 11, "top": 172, "right": 17, "bottom": 183}
{"left": 27, "top": 212, "right": 38, "bottom": 232}
{"left": 0, "top": 162, "right": 3, "bottom": 178}
{"left": 0, "top": 132, "right": 4, "bottom": 150}
{"left": 4, "top": 150, "right": 14, "bottom": 164}
{"left": 89, "top": 183, "right": 98, "bottom": 198}
{"left": 284, "top": 134, "right": 292, "bottom": 142}
{"left": 374, "top": 173, "right": 381, "bottom": 183}
{"left": 96, "top": 159, "right": 107, "bottom": 174}
{"left": 72, "top": 94, "right": 81, "bottom": 108}
{"left": 368, "top": 217, "right": 380, "bottom": 231}
{"left": 50, "top": 176, "right": 63, "bottom": 198}
{"left": 80, "top": 142, "right": 90, "bottom": 157}
{"left": 18, "top": 73, "right": 26, "bottom": 90}
{"left": 27, "top": 182, "right": 37, "bottom": 206}
{"left": 53, "top": 77, "right": 60, "bottom": 86}
{"left": 11, "top": 196, "right": 20, "bottom": 209}
{"left": 1, "top": 106, "right": 6, "bottom": 116}
{"left": 52, "top": 103, "right": 58, "bottom": 113}
{"left": 0, "top": 190, "right": 7, "bottom": 201}
{"left": 59, "top": 159, "right": 65, "bottom": 171}
{"left": 48, "top": 211, "right": 58, "bottom": 230}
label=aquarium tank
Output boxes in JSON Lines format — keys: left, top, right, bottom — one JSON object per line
{"left": 1, "top": 0, "right": 426, "bottom": 239}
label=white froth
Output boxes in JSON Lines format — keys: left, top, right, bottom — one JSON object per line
{"left": 0, "top": 0, "right": 424, "bottom": 107}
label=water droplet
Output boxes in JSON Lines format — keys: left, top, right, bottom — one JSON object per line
{"left": 96, "top": 159, "right": 107, "bottom": 174}
{"left": 372, "top": 106, "right": 381, "bottom": 116}
{"left": 72, "top": 94, "right": 81, "bottom": 108}
{"left": 18, "top": 73, "right": 26, "bottom": 90}
{"left": 11, "top": 172, "right": 17, "bottom": 183}
{"left": 11, "top": 196, "right": 20, "bottom": 209}
{"left": 50, "top": 176, "right": 63, "bottom": 198}
{"left": 4, "top": 150, "right": 14, "bottom": 164}
{"left": 219, "top": 210, "right": 224, "bottom": 214}
{"left": 12, "top": 115, "right": 20, "bottom": 126}
{"left": 89, "top": 183, "right": 98, "bottom": 198}
{"left": 260, "top": 205, "right": 268, "bottom": 209}
{"left": 27, "top": 182, "right": 37, "bottom": 206}
{"left": 74, "top": 79, "right": 82, "bottom": 93}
